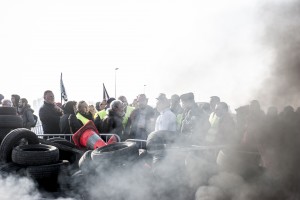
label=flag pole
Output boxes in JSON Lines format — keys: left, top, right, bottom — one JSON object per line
{"left": 60, "top": 73, "right": 63, "bottom": 104}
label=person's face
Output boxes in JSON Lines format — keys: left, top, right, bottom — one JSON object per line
{"left": 118, "top": 103, "right": 125, "bottom": 117}
{"left": 18, "top": 101, "right": 24, "bottom": 108}
{"left": 11, "top": 96, "right": 15, "bottom": 104}
{"left": 215, "top": 105, "right": 225, "bottom": 117}
{"left": 156, "top": 99, "right": 163, "bottom": 112}
{"left": 210, "top": 99, "right": 218, "bottom": 110}
{"left": 89, "top": 105, "right": 96, "bottom": 113}
{"left": 137, "top": 97, "right": 147, "bottom": 109}
{"left": 100, "top": 101, "right": 107, "bottom": 110}
{"left": 79, "top": 102, "right": 89, "bottom": 114}
{"left": 119, "top": 97, "right": 128, "bottom": 107}
{"left": 170, "top": 98, "right": 178, "bottom": 108}
{"left": 44, "top": 92, "right": 55, "bottom": 104}
{"left": 73, "top": 105, "right": 78, "bottom": 113}
{"left": 181, "top": 100, "right": 191, "bottom": 110}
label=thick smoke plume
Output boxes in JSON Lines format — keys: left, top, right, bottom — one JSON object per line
{"left": 258, "top": 0, "right": 300, "bottom": 108}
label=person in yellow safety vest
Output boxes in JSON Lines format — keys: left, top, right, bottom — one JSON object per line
{"left": 88, "top": 104, "right": 97, "bottom": 120}
{"left": 95, "top": 99, "right": 107, "bottom": 118}
{"left": 118, "top": 96, "right": 135, "bottom": 128}
{"left": 76, "top": 100, "right": 94, "bottom": 125}
{"left": 94, "top": 102, "right": 101, "bottom": 119}
{"left": 94, "top": 98, "right": 115, "bottom": 132}
{"left": 96, "top": 98, "right": 115, "bottom": 120}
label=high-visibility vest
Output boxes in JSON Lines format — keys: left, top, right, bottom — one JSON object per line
{"left": 76, "top": 113, "right": 90, "bottom": 125}
{"left": 122, "top": 106, "right": 134, "bottom": 127}
{"left": 96, "top": 110, "right": 107, "bottom": 120}
{"left": 206, "top": 112, "right": 220, "bottom": 143}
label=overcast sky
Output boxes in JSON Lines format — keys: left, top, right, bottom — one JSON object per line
{"left": 0, "top": 0, "right": 275, "bottom": 109}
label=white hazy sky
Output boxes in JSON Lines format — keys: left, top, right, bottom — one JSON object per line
{"left": 0, "top": 0, "right": 276, "bottom": 109}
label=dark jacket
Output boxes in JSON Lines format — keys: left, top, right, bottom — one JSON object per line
{"left": 19, "top": 106, "right": 35, "bottom": 129}
{"left": 217, "top": 113, "right": 236, "bottom": 144}
{"left": 181, "top": 103, "right": 210, "bottom": 143}
{"left": 60, "top": 100, "right": 82, "bottom": 141}
{"left": 101, "top": 108, "right": 124, "bottom": 140}
{"left": 126, "top": 105, "right": 155, "bottom": 140}
{"left": 39, "top": 101, "right": 63, "bottom": 134}
{"left": 60, "top": 113, "right": 82, "bottom": 135}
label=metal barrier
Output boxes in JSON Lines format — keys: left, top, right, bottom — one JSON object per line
{"left": 36, "top": 133, "right": 121, "bottom": 143}
{"left": 31, "top": 124, "right": 44, "bottom": 135}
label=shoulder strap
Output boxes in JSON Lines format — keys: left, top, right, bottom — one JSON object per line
{"left": 68, "top": 114, "right": 74, "bottom": 134}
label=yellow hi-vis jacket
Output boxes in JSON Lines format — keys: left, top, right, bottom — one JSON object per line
{"left": 96, "top": 110, "right": 107, "bottom": 120}
{"left": 76, "top": 113, "right": 90, "bottom": 125}
{"left": 122, "top": 106, "right": 135, "bottom": 128}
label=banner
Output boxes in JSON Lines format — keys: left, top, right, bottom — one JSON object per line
{"left": 60, "top": 73, "right": 68, "bottom": 102}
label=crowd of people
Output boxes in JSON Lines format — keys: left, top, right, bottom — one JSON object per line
{"left": 1, "top": 90, "right": 300, "bottom": 159}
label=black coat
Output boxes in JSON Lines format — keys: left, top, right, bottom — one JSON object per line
{"left": 60, "top": 113, "right": 82, "bottom": 135}
{"left": 101, "top": 109, "right": 124, "bottom": 140}
{"left": 39, "top": 102, "right": 63, "bottom": 134}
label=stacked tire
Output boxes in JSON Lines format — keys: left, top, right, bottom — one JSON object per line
{"left": 0, "top": 128, "right": 70, "bottom": 192}
{"left": 0, "top": 107, "right": 23, "bottom": 143}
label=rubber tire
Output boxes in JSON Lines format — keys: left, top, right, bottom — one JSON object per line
{"left": 78, "top": 150, "right": 96, "bottom": 174}
{"left": 40, "top": 138, "right": 83, "bottom": 167}
{"left": 0, "top": 162, "right": 24, "bottom": 175}
{"left": 0, "top": 128, "right": 12, "bottom": 143}
{"left": 0, "top": 128, "right": 39, "bottom": 162}
{"left": 0, "top": 115, "right": 23, "bottom": 128}
{"left": 91, "top": 142, "right": 139, "bottom": 166}
{"left": 12, "top": 144, "right": 59, "bottom": 166}
{"left": 0, "top": 107, "right": 17, "bottom": 115}
{"left": 47, "top": 137, "right": 77, "bottom": 148}
{"left": 26, "top": 160, "right": 70, "bottom": 180}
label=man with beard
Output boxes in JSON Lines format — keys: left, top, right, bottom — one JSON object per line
{"left": 126, "top": 94, "right": 155, "bottom": 140}
{"left": 18, "top": 98, "right": 36, "bottom": 129}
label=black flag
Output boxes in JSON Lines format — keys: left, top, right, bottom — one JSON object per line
{"left": 103, "top": 83, "right": 110, "bottom": 100}
{"left": 60, "top": 73, "right": 68, "bottom": 102}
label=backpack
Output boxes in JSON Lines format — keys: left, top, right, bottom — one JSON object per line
{"left": 32, "top": 114, "right": 38, "bottom": 127}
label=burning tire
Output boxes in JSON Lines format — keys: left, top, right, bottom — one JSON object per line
{"left": 0, "top": 128, "right": 39, "bottom": 163}
{"left": 12, "top": 144, "right": 59, "bottom": 166}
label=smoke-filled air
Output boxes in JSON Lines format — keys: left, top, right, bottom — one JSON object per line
{"left": 0, "top": 0, "right": 300, "bottom": 200}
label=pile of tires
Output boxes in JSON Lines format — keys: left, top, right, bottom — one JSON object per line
{"left": 0, "top": 107, "right": 23, "bottom": 143}
{"left": 0, "top": 128, "right": 71, "bottom": 193}
{"left": 42, "top": 137, "right": 84, "bottom": 173}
